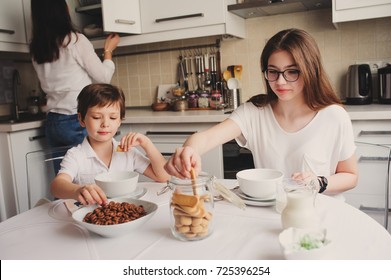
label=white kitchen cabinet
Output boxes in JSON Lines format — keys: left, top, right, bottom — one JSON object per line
{"left": 118, "top": 123, "right": 224, "bottom": 180}
{"left": 0, "top": 0, "right": 29, "bottom": 52}
{"left": 89, "top": 0, "right": 245, "bottom": 49}
{"left": 333, "top": 0, "right": 391, "bottom": 23}
{"left": 0, "top": 127, "right": 47, "bottom": 218}
{"left": 140, "top": 0, "right": 226, "bottom": 33}
{"left": 74, "top": 0, "right": 141, "bottom": 35}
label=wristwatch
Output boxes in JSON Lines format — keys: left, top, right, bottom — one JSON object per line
{"left": 317, "top": 176, "right": 328, "bottom": 193}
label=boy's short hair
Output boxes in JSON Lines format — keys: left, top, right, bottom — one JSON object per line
{"left": 77, "top": 83, "right": 125, "bottom": 120}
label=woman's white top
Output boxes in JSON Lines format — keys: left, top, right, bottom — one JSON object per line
{"left": 32, "top": 32, "right": 115, "bottom": 115}
{"left": 229, "top": 102, "right": 355, "bottom": 178}
{"left": 58, "top": 138, "right": 150, "bottom": 183}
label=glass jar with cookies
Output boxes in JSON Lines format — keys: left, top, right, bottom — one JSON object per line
{"left": 169, "top": 175, "right": 215, "bottom": 241}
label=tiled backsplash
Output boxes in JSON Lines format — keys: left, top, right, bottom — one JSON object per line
{"left": 5, "top": 9, "right": 391, "bottom": 108}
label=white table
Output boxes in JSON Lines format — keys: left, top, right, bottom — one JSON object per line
{"left": 1, "top": 180, "right": 391, "bottom": 260}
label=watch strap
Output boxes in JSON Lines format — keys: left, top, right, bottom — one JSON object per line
{"left": 318, "top": 176, "right": 328, "bottom": 193}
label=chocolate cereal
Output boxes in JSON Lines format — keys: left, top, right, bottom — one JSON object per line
{"left": 83, "top": 201, "right": 146, "bottom": 225}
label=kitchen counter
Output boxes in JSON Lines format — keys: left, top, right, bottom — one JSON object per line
{"left": 344, "top": 104, "right": 391, "bottom": 120}
{"left": 0, "top": 104, "right": 390, "bottom": 132}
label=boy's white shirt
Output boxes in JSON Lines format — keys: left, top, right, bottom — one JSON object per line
{"left": 58, "top": 137, "right": 150, "bottom": 183}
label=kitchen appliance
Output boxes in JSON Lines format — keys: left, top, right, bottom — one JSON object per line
{"left": 228, "top": 0, "right": 331, "bottom": 19}
{"left": 378, "top": 65, "right": 391, "bottom": 104}
{"left": 345, "top": 64, "right": 372, "bottom": 105}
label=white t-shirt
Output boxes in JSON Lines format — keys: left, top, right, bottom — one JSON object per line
{"left": 58, "top": 138, "right": 150, "bottom": 184}
{"left": 229, "top": 102, "right": 356, "bottom": 178}
{"left": 32, "top": 32, "right": 115, "bottom": 115}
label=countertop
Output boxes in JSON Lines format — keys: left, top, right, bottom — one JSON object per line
{"left": 0, "top": 104, "right": 390, "bottom": 132}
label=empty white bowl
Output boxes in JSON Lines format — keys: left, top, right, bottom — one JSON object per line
{"left": 95, "top": 171, "right": 139, "bottom": 198}
{"left": 72, "top": 197, "right": 157, "bottom": 238}
{"left": 236, "top": 168, "right": 283, "bottom": 199}
{"left": 279, "top": 227, "right": 332, "bottom": 260}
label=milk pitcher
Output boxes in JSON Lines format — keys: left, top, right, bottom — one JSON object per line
{"left": 281, "top": 179, "right": 319, "bottom": 229}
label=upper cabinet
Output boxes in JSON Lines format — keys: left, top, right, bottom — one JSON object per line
{"left": 140, "top": 0, "right": 226, "bottom": 33}
{"left": 101, "top": 0, "right": 141, "bottom": 34}
{"left": 75, "top": 0, "right": 141, "bottom": 35}
{"left": 333, "top": 0, "right": 391, "bottom": 23}
{"left": 0, "top": 0, "right": 29, "bottom": 52}
{"left": 87, "top": 0, "right": 245, "bottom": 49}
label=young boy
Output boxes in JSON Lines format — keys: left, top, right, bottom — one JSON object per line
{"left": 51, "top": 83, "right": 170, "bottom": 206}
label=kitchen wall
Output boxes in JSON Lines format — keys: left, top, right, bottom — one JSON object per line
{"left": 110, "top": 9, "right": 391, "bottom": 106}
{"left": 2, "top": 8, "right": 391, "bottom": 108}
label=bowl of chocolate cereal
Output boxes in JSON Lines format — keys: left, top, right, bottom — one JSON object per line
{"left": 72, "top": 197, "right": 157, "bottom": 237}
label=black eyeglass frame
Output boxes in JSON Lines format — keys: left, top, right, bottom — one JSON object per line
{"left": 263, "top": 69, "right": 301, "bottom": 82}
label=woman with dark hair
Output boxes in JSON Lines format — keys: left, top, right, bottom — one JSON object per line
{"left": 165, "top": 28, "right": 358, "bottom": 195}
{"left": 29, "top": 0, "right": 120, "bottom": 152}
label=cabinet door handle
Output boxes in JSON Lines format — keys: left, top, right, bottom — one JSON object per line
{"left": 359, "top": 130, "right": 391, "bottom": 136}
{"left": 29, "top": 135, "right": 46, "bottom": 141}
{"left": 0, "top": 29, "right": 15, "bottom": 35}
{"left": 115, "top": 19, "right": 136, "bottom": 25}
{"left": 359, "top": 156, "right": 390, "bottom": 162}
{"left": 146, "top": 131, "right": 195, "bottom": 136}
{"left": 162, "top": 152, "right": 173, "bottom": 157}
{"left": 155, "top": 13, "right": 204, "bottom": 23}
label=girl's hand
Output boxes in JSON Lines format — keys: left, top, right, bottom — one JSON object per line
{"left": 76, "top": 183, "right": 107, "bottom": 206}
{"left": 164, "top": 146, "right": 201, "bottom": 179}
{"left": 291, "top": 171, "right": 320, "bottom": 191}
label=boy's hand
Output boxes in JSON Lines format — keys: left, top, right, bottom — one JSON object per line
{"left": 118, "top": 132, "right": 148, "bottom": 152}
{"left": 76, "top": 184, "right": 108, "bottom": 206}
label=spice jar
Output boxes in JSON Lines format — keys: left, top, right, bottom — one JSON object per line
{"left": 198, "top": 90, "right": 210, "bottom": 108}
{"left": 169, "top": 175, "right": 215, "bottom": 241}
{"left": 210, "top": 90, "right": 223, "bottom": 109}
{"left": 187, "top": 91, "right": 198, "bottom": 109}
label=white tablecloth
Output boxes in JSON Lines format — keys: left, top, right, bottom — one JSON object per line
{"left": 1, "top": 180, "right": 390, "bottom": 260}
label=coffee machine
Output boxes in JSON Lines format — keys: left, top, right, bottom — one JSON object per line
{"left": 345, "top": 64, "right": 372, "bottom": 105}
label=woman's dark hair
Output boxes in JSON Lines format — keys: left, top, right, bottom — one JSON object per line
{"left": 249, "top": 28, "right": 341, "bottom": 110}
{"left": 77, "top": 84, "right": 126, "bottom": 120}
{"left": 30, "top": 0, "right": 78, "bottom": 64}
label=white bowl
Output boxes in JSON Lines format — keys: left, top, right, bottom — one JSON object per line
{"left": 236, "top": 168, "right": 283, "bottom": 199}
{"left": 279, "top": 227, "right": 332, "bottom": 260}
{"left": 95, "top": 171, "right": 139, "bottom": 198}
{"left": 72, "top": 197, "right": 157, "bottom": 238}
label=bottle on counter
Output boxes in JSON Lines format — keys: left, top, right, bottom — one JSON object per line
{"left": 210, "top": 90, "right": 223, "bottom": 110}
{"left": 198, "top": 90, "right": 210, "bottom": 108}
{"left": 187, "top": 91, "right": 198, "bottom": 109}
{"left": 27, "top": 90, "right": 40, "bottom": 115}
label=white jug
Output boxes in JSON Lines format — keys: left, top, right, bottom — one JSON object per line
{"left": 281, "top": 179, "right": 319, "bottom": 229}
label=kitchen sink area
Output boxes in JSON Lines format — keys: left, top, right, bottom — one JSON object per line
{"left": 0, "top": 112, "right": 46, "bottom": 124}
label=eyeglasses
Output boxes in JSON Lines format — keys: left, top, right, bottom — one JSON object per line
{"left": 264, "top": 69, "right": 300, "bottom": 82}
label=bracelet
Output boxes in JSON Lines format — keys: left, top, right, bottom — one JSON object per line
{"left": 102, "top": 49, "right": 112, "bottom": 57}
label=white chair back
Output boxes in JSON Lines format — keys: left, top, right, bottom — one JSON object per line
{"left": 26, "top": 146, "right": 72, "bottom": 209}
{"left": 344, "top": 141, "right": 390, "bottom": 230}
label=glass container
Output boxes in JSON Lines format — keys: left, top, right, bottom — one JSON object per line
{"left": 281, "top": 179, "right": 319, "bottom": 229}
{"left": 187, "top": 91, "right": 198, "bottom": 109}
{"left": 169, "top": 175, "right": 215, "bottom": 241}
{"left": 198, "top": 90, "right": 210, "bottom": 108}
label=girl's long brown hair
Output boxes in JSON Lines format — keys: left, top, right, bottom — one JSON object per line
{"left": 30, "top": 0, "right": 78, "bottom": 64}
{"left": 249, "top": 28, "right": 341, "bottom": 110}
